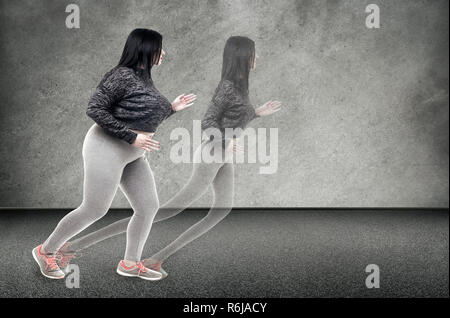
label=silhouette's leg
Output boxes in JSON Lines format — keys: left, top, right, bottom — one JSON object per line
{"left": 148, "top": 162, "right": 234, "bottom": 263}
{"left": 153, "top": 160, "right": 223, "bottom": 222}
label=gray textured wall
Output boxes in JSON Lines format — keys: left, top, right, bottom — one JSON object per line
{"left": 0, "top": 0, "right": 448, "bottom": 208}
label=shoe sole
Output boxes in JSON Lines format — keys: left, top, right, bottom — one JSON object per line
{"left": 32, "top": 247, "right": 65, "bottom": 280}
{"left": 158, "top": 269, "right": 168, "bottom": 279}
{"left": 116, "top": 268, "right": 162, "bottom": 281}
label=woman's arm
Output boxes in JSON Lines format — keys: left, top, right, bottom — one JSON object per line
{"left": 222, "top": 81, "right": 259, "bottom": 129}
{"left": 86, "top": 67, "right": 138, "bottom": 144}
{"left": 201, "top": 100, "right": 226, "bottom": 135}
{"left": 201, "top": 82, "right": 234, "bottom": 140}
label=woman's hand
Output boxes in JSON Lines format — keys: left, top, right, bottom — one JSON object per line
{"left": 172, "top": 93, "right": 197, "bottom": 112}
{"left": 131, "top": 134, "right": 160, "bottom": 152}
{"left": 255, "top": 100, "right": 282, "bottom": 117}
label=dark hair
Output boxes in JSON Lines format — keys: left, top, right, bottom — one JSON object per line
{"left": 117, "top": 28, "right": 163, "bottom": 79}
{"left": 221, "top": 36, "right": 255, "bottom": 95}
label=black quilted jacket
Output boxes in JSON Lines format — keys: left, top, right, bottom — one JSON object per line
{"left": 201, "top": 79, "right": 258, "bottom": 145}
{"left": 86, "top": 66, "right": 175, "bottom": 144}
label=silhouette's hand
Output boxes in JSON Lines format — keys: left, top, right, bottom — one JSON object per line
{"left": 226, "top": 138, "right": 244, "bottom": 154}
{"left": 255, "top": 100, "right": 282, "bottom": 117}
{"left": 172, "top": 93, "right": 197, "bottom": 112}
{"left": 131, "top": 134, "right": 160, "bottom": 152}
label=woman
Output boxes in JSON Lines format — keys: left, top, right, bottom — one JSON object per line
{"left": 32, "top": 28, "right": 196, "bottom": 280}
{"left": 52, "top": 36, "right": 281, "bottom": 280}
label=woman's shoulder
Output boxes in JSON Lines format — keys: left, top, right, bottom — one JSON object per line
{"left": 99, "top": 66, "right": 139, "bottom": 91}
{"left": 104, "top": 66, "right": 137, "bottom": 80}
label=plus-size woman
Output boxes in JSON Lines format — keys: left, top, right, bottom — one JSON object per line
{"left": 32, "top": 28, "right": 196, "bottom": 280}
{"left": 51, "top": 36, "right": 281, "bottom": 280}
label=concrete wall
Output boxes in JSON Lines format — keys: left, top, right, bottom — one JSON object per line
{"left": 0, "top": 0, "right": 448, "bottom": 208}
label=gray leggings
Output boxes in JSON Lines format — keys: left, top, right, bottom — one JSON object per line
{"left": 42, "top": 123, "right": 159, "bottom": 262}
{"left": 67, "top": 138, "right": 234, "bottom": 263}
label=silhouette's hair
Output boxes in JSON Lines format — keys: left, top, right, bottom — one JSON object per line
{"left": 221, "top": 36, "right": 255, "bottom": 95}
{"left": 117, "top": 28, "right": 163, "bottom": 79}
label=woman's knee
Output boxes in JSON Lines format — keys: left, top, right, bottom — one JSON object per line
{"left": 79, "top": 200, "right": 110, "bottom": 220}
{"left": 153, "top": 198, "right": 160, "bottom": 212}
{"left": 205, "top": 207, "right": 232, "bottom": 221}
{"left": 133, "top": 198, "right": 160, "bottom": 218}
{"left": 213, "top": 195, "right": 234, "bottom": 209}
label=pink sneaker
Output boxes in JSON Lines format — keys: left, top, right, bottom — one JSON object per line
{"left": 143, "top": 258, "right": 168, "bottom": 279}
{"left": 56, "top": 243, "right": 81, "bottom": 274}
{"left": 32, "top": 245, "right": 65, "bottom": 279}
{"left": 116, "top": 260, "right": 162, "bottom": 281}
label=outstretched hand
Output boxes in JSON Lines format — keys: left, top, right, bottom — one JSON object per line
{"left": 255, "top": 100, "right": 282, "bottom": 117}
{"left": 172, "top": 93, "right": 197, "bottom": 112}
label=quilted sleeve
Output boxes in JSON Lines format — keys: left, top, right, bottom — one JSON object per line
{"left": 86, "top": 67, "right": 138, "bottom": 144}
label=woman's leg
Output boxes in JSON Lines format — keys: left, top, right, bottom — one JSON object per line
{"left": 147, "top": 162, "right": 234, "bottom": 263}
{"left": 41, "top": 126, "right": 128, "bottom": 254}
{"left": 67, "top": 141, "right": 225, "bottom": 252}
{"left": 118, "top": 156, "right": 160, "bottom": 262}
{"left": 153, "top": 150, "right": 225, "bottom": 222}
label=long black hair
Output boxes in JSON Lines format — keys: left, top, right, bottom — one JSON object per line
{"left": 117, "top": 28, "right": 163, "bottom": 79}
{"left": 221, "top": 36, "right": 255, "bottom": 95}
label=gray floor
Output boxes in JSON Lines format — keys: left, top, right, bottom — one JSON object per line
{"left": 0, "top": 209, "right": 448, "bottom": 298}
